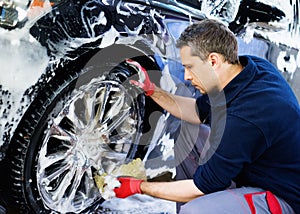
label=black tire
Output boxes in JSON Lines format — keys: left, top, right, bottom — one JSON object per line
{"left": 4, "top": 46, "right": 162, "bottom": 213}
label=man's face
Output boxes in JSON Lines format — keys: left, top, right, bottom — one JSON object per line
{"left": 180, "top": 46, "right": 219, "bottom": 94}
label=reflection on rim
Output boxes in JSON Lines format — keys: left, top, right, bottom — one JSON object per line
{"left": 37, "top": 80, "right": 139, "bottom": 213}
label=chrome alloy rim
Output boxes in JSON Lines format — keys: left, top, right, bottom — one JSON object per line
{"left": 37, "top": 79, "right": 140, "bottom": 213}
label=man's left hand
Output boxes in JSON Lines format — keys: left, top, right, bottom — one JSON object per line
{"left": 114, "top": 177, "right": 144, "bottom": 198}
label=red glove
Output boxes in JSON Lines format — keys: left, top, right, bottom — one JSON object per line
{"left": 126, "top": 59, "right": 156, "bottom": 96}
{"left": 114, "top": 177, "right": 144, "bottom": 198}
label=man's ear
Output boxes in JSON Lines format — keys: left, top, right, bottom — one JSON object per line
{"left": 208, "top": 52, "right": 222, "bottom": 68}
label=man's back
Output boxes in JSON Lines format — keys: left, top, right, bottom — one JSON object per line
{"left": 228, "top": 55, "right": 300, "bottom": 212}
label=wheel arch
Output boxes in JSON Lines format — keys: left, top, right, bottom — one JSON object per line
{"left": 3, "top": 43, "right": 164, "bottom": 212}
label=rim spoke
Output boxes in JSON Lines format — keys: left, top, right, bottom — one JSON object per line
{"left": 102, "top": 150, "right": 127, "bottom": 161}
{"left": 96, "top": 84, "right": 111, "bottom": 125}
{"left": 103, "top": 90, "right": 125, "bottom": 122}
{"left": 103, "top": 107, "right": 131, "bottom": 134}
{"left": 40, "top": 160, "right": 72, "bottom": 188}
{"left": 49, "top": 122, "right": 74, "bottom": 142}
{"left": 64, "top": 167, "right": 86, "bottom": 202}
{"left": 109, "top": 132, "right": 133, "bottom": 145}
{"left": 39, "top": 152, "right": 69, "bottom": 171}
{"left": 67, "top": 98, "right": 88, "bottom": 131}
{"left": 39, "top": 124, "right": 74, "bottom": 170}
{"left": 50, "top": 164, "right": 76, "bottom": 202}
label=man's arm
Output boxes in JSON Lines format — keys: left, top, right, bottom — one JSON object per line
{"left": 126, "top": 59, "right": 201, "bottom": 124}
{"left": 150, "top": 86, "right": 201, "bottom": 124}
{"left": 141, "top": 179, "right": 204, "bottom": 202}
{"left": 114, "top": 177, "right": 205, "bottom": 202}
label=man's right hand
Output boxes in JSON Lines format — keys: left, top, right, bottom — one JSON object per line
{"left": 126, "top": 59, "right": 156, "bottom": 96}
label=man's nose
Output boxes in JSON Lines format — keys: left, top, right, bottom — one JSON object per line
{"left": 184, "top": 69, "right": 192, "bottom": 81}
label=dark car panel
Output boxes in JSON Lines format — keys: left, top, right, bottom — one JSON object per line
{"left": 0, "top": 0, "right": 299, "bottom": 213}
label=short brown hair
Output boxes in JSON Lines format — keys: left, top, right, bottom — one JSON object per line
{"left": 176, "top": 19, "right": 239, "bottom": 64}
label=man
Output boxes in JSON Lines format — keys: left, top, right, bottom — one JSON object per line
{"left": 114, "top": 19, "right": 300, "bottom": 213}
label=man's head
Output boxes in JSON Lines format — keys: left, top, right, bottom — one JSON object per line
{"left": 176, "top": 19, "right": 241, "bottom": 94}
{"left": 176, "top": 19, "right": 239, "bottom": 64}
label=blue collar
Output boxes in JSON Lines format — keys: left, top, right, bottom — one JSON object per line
{"left": 205, "top": 55, "right": 256, "bottom": 107}
{"left": 223, "top": 55, "right": 256, "bottom": 105}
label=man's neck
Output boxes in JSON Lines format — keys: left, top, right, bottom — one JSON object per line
{"left": 219, "top": 63, "right": 244, "bottom": 90}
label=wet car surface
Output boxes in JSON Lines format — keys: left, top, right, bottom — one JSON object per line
{"left": 0, "top": 0, "right": 299, "bottom": 213}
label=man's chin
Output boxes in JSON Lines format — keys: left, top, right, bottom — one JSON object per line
{"left": 193, "top": 85, "right": 206, "bottom": 94}
{"left": 199, "top": 89, "right": 207, "bottom": 94}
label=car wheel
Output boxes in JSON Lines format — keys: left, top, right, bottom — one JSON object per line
{"left": 4, "top": 48, "right": 160, "bottom": 213}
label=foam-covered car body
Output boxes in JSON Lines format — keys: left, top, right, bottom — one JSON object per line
{"left": 0, "top": 0, "right": 299, "bottom": 213}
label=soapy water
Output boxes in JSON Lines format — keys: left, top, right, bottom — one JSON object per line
{"left": 0, "top": 5, "right": 178, "bottom": 212}
{"left": 99, "top": 194, "right": 176, "bottom": 214}
{"left": 1, "top": 0, "right": 299, "bottom": 148}
{"left": 1, "top": 0, "right": 300, "bottom": 213}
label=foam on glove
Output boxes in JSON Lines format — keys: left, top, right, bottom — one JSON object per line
{"left": 114, "top": 177, "right": 144, "bottom": 198}
{"left": 126, "top": 59, "right": 156, "bottom": 96}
